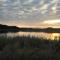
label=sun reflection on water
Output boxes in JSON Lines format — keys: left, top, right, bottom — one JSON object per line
{"left": 17, "top": 32, "right": 60, "bottom": 40}
{"left": 0, "top": 32, "right": 60, "bottom": 41}
{"left": 46, "top": 33, "right": 60, "bottom": 40}
{"left": 51, "top": 33, "right": 60, "bottom": 40}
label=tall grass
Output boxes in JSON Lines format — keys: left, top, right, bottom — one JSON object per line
{"left": 0, "top": 36, "right": 60, "bottom": 60}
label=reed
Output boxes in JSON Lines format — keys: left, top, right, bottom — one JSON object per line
{"left": 0, "top": 36, "right": 60, "bottom": 60}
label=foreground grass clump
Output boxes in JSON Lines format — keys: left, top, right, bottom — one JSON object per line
{"left": 0, "top": 36, "right": 60, "bottom": 60}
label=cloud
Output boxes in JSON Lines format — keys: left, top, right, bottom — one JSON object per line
{"left": 0, "top": 0, "right": 60, "bottom": 27}
{"left": 23, "top": 0, "right": 33, "bottom": 5}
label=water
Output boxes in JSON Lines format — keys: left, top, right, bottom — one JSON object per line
{"left": 0, "top": 31, "right": 60, "bottom": 40}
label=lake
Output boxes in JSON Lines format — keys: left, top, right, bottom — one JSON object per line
{"left": 0, "top": 31, "right": 60, "bottom": 40}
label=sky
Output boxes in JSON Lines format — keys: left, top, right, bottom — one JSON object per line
{"left": 0, "top": 0, "right": 60, "bottom": 28}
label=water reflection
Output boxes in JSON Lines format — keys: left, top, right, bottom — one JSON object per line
{"left": 50, "top": 33, "right": 60, "bottom": 40}
{"left": 0, "top": 32, "right": 60, "bottom": 40}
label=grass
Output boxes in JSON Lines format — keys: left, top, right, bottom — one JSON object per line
{"left": 0, "top": 36, "right": 60, "bottom": 60}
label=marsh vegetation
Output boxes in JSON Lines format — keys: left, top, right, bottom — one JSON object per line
{"left": 0, "top": 36, "right": 60, "bottom": 60}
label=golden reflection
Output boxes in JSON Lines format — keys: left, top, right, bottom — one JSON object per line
{"left": 2, "top": 32, "right": 60, "bottom": 41}
{"left": 51, "top": 33, "right": 60, "bottom": 40}
{"left": 47, "top": 33, "right": 60, "bottom": 40}
{"left": 17, "top": 32, "right": 60, "bottom": 40}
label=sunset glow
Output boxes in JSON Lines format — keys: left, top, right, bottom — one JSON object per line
{"left": 43, "top": 19, "right": 60, "bottom": 24}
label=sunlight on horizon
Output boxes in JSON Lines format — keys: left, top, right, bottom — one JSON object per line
{"left": 43, "top": 19, "right": 60, "bottom": 24}
{"left": 40, "top": 19, "right": 60, "bottom": 28}
{"left": 16, "top": 19, "right": 60, "bottom": 28}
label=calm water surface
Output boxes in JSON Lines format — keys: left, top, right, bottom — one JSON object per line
{"left": 0, "top": 31, "right": 60, "bottom": 40}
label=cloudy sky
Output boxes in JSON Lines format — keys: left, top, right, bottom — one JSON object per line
{"left": 0, "top": 0, "right": 60, "bottom": 28}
